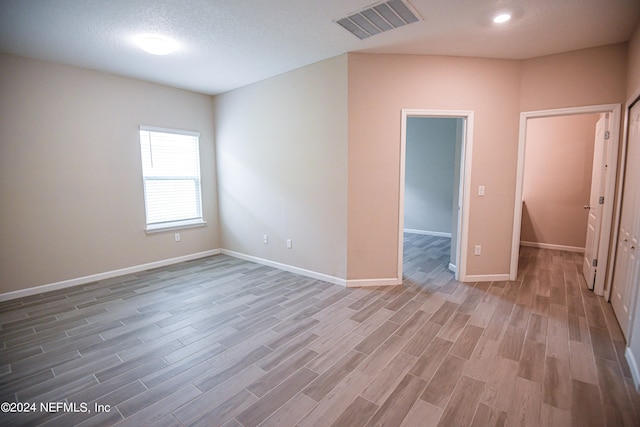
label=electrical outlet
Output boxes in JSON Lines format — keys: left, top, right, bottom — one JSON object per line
{"left": 478, "top": 185, "right": 485, "bottom": 196}
{"left": 286, "top": 239, "right": 292, "bottom": 249}
{"left": 263, "top": 234, "right": 268, "bottom": 244}
{"left": 174, "top": 233, "right": 181, "bottom": 242}
{"left": 474, "top": 245, "right": 481, "bottom": 255}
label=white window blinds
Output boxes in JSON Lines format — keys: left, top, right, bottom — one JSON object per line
{"left": 139, "top": 126, "right": 204, "bottom": 231}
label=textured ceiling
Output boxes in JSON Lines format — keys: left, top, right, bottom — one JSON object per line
{"left": 0, "top": 0, "right": 638, "bottom": 95}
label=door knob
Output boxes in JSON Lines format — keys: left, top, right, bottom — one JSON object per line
{"left": 583, "top": 205, "right": 591, "bottom": 210}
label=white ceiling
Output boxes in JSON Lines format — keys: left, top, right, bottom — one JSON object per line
{"left": 1, "top": 0, "right": 638, "bottom": 95}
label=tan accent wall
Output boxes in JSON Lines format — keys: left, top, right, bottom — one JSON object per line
{"left": 347, "top": 53, "right": 522, "bottom": 279}
{"left": 214, "top": 55, "right": 349, "bottom": 279}
{"left": 0, "top": 54, "right": 219, "bottom": 294}
{"left": 521, "top": 114, "right": 600, "bottom": 248}
{"left": 347, "top": 43, "right": 628, "bottom": 281}
{"left": 520, "top": 43, "right": 627, "bottom": 111}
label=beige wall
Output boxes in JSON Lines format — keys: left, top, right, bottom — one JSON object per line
{"left": 520, "top": 43, "right": 627, "bottom": 111}
{"left": 521, "top": 114, "right": 600, "bottom": 248}
{"left": 628, "top": 23, "right": 640, "bottom": 100}
{"left": 0, "top": 54, "right": 219, "bottom": 294}
{"left": 347, "top": 53, "right": 522, "bottom": 279}
{"left": 214, "top": 55, "right": 348, "bottom": 280}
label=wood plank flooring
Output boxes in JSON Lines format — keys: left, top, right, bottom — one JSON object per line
{"left": 1, "top": 233, "right": 639, "bottom": 426}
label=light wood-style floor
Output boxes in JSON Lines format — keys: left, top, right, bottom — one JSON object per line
{"left": 1, "top": 234, "right": 638, "bottom": 426}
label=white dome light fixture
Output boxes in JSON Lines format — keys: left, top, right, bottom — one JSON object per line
{"left": 135, "top": 35, "right": 177, "bottom": 55}
{"left": 493, "top": 13, "right": 512, "bottom": 24}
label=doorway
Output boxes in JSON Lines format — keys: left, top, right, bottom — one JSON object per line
{"left": 510, "top": 104, "right": 622, "bottom": 296}
{"left": 398, "top": 109, "right": 474, "bottom": 282}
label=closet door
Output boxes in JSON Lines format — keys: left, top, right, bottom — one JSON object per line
{"left": 611, "top": 102, "right": 640, "bottom": 339}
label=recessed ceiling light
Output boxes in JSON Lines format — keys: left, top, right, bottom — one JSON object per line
{"left": 493, "top": 13, "right": 512, "bottom": 24}
{"left": 135, "top": 35, "right": 177, "bottom": 55}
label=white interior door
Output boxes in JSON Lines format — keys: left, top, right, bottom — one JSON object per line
{"left": 611, "top": 103, "right": 640, "bottom": 339}
{"left": 583, "top": 114, "right": 609, "bottom": 289}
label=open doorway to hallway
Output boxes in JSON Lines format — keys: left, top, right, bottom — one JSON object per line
{"left": 519, "top": 112, "right": 601, "bottom": 257}
{"left": 399, "top": 110, "right": 473, "bottom": 284}
{"left": 403, "top": 116, "right": 461, "bottom": 283}
{"left": 511, "top": 104, "right": 622, "bottom": 297}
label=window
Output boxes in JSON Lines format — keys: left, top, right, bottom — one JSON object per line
{"left": 139, "top": 126, "right": 205, "bottom": 231}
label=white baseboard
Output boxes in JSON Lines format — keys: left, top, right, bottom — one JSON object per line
{"left": 463, "top": 273, "right": 511, "bottom": 282}
{"left": 221, "top": 250, "right": 401, "bottom": 288}
{"left": 626, "top": 347, "right": 640, "bottom": 391}
{"left": 520, "top": 241, "right": 585, "bottom": 253}
{"left": 1, "top": 247, "right": 406, "bottom": 302}
{"left": 448, "top": 263, "right": 457, "bottom": 273}
{"left": 404, "top": 229, "right": 452, "bottom": 238}
{"left": 220, "top": 249, "right": 348, "bottom": 287}
{"left": 346, "top": 278, "right": 402, "bottom": 288}
{"left": 0, "top": 249, "right": 222, "bottom": 302}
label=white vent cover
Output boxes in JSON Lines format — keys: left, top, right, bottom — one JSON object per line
{"left": 336, "top": 0, "right": 421, "bottom": 40}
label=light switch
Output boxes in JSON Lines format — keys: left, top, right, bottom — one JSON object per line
{"left": 478, "top": 185, "right": 485, "bottom": 196}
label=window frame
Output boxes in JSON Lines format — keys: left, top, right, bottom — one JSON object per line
{"left": 139, "top": 125, "right": 206, "bottom": 233}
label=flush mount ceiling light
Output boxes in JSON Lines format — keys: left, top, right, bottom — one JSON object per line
{"left": 135, "top": 35, "right": 177, "bottom": 55}
{"left": 336, "top": 0, "right": 422, "bottom": 40}
{"left": 492, "top": 13, "right": 512, "bottom": 24}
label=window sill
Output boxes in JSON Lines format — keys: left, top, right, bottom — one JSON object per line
{"left": 145, "top": 219, "right": 207, "bottom": 234}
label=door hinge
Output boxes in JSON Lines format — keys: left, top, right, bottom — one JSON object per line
{"left": 599, "top": 196, "right": 605, "bottom": 205}
{"left": 604, "top": 131, "right": 610, "bottom": 140}
{"left": 592, "top": 259, "right": 598, "bottom": 267}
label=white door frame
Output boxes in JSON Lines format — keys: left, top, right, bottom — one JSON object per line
{"left": 510, "top": 104, "right": 622, "bottom": 296}
{"left": 399, "top": 109, "right": 474, "bottom": 282}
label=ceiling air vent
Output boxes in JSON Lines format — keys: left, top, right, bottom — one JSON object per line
{"left": 336, "top": 0, "right": 421, "bottom": 40}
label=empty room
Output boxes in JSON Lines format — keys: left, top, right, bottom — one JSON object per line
{"left": 1, "top": 0, "right": 640, "bottom": 426}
